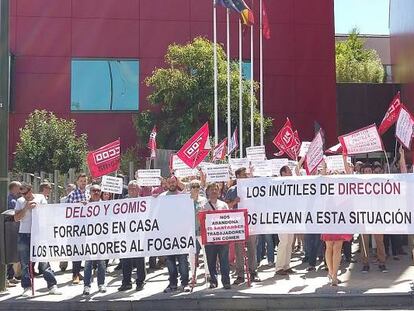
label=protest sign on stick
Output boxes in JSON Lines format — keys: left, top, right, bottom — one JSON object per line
{"left": 339, "top": 124, "right": 383, "bottom": 155}
{"left": 395, "top": 107, "right": 414, "bottom": 149}
{"left": 101, "top": 176, "right": 124, "bottom": 194}
{"left": 136, "top": 169, "right": 161, "bottom": 187}
{"left": 205, "top": 164, "right": 230, "bottom": 182}
{"left": 304, "top": 131, "right": 324, "bottom": 175}
{"left": 198, "top": 209, "right": 249, "bottom": 245}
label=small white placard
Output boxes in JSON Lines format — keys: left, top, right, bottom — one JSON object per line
{"left": 205, "top": 164, "right": 230, "bottom": 182}
{"left": 101, "top": 176, "right": 123, "bottom": 194}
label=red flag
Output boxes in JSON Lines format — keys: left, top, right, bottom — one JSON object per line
{"left": 212, "top": 138, "right": 228, "bottom": 161}
{"left": 262, "top": 0, "right": 270, "bottom": 39}
{"left": 177, "top": 123, "right": 211, "bottom": 168}
{"left": 87, "top": 139, "right": 121, "bottom": 179}
{"left": 272, "top": 118, "right": 301, "bottom": 160}
{"left": 378, "top": 92, "right": 403, "bottom": 135}
{"left": 147, "top": 126, "right": 157, "bottom": 158}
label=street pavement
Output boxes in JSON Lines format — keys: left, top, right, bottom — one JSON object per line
{"left": 1, "top": 240, "right": 414, "bottom": 310}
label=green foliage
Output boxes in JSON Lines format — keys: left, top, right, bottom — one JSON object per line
{"left": 135, "top": 37, "right": 272, "bottom": 150}
{"left": 119, "top": 145, "right": 146, "bottom": 176}
{"left": 336, "top": 29, "right": 385, "bottom": 83}
{"left": 14, "top": 110, "right": 88, "bottom": 173}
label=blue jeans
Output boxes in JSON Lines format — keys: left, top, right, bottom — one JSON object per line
{"left": 18, "top": 233, "right": 57, "bottom": 289}
{"left": 121, "top": 257, "right": 146, "bottom": 286}
{"left": 256, "top": 234, "right": 275, "bottom": 264}
{"left": 84, "top": 260, "right": 105, "bottom": 287}
{"left": 205, "top": 244, "right": 230, "bottom": 286}
{"left": 305, "top": 234, "right": 321, "bottom": 267}
{"left": 166, "top": 254, "right": 189, "bottom": 287}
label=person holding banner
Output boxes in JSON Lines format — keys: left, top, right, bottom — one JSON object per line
{"left": 359, "top": 163, "right": 388, "bottom": 273}
{"left": 201, "top": 183, "right": 231, "bottom": 290}
{"left": 65, "top": 173, "right": 88, "bottom": 284}
{"left": 161, "top": 176, "right": 190, "bottom": 293}
{"left": 274, "top": 165, "right": 296, "bottom": 276}
{"left": 226, "top": 168, "right": 261, "bottom": 284}
{"left": 14, "top": 183, "right": 61, "bottom": 297}
{"left": 83, "top": 184, "right": 107, "bottom": 295}
{"left": 118, "top": 180, "right": 147, "bottom": 292}
{"left": 189, "top": 179, "right": 208, "bottom": 283}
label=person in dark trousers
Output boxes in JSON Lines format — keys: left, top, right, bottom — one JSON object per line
{"left": 118, "top": 180, "right": 146, "bottom": 292}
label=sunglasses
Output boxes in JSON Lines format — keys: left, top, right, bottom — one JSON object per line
{"left": 91, "top": 189, "right": 101, "bottom": 193}
{"left": 191, "top": 185, "right": 200, "bottom": 189}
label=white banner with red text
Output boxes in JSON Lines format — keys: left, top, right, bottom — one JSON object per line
{"left": 238, "top": 174, "right": 414, "bottom": 235}
{"left": 30, "top": 195, "right": 195, "bottom": 262}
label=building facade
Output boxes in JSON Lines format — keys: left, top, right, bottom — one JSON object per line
{"left": 390, "top": 0, "right": 414, "bottom": 109}
{"left": 8, "top": 0, "right": 336, "bottom": 159}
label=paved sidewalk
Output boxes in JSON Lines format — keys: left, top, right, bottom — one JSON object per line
{"left": 1, "top": 243, "right": 414, "bottom": 310}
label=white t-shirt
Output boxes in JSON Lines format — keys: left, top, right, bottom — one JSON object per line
{"left": 204, "top": 199, "right": 228, "bottom": 211}
{"left": 15, "top": 194, "right": 47, "bottom": 234}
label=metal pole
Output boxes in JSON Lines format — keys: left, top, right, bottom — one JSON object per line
{"left": 213, "top": 0, "right": 218, "bottom": 146}
{"left": 259, "top": 0, "right": 264, "bottom": 145}
{"left": 0, "top": 0, "right": 9, "bottom": 292}
{"left": 250, "top": 23, "right": 254, "bottom": 147}
{"left": 226, "top": 9, "right": 231, "bottom": 154}
{"left": 239, "top": 19, "right": 243, "bottom": 158}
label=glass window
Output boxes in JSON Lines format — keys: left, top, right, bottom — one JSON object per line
{"left": 242, "top": 61, "right": 252, "bottom": 80}
{"left": 71, "top": 59, "right": 139, "bottom": 111}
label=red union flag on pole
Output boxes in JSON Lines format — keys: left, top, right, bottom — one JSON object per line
{"left": 273, "top": 119, "right": 301, "bottom": 160}
{"left": 177, "top": 123, "right": 211, "bottom": 168}
{"left": 148, "top": 126, "right": 157, "bottom": 158}
{"left": 378, "top": 92, "right": 403, "bottom": 135}
{"left": 395, "top": 107, "right": 414, "bottom": 149}
{"left": 87, "top": 139, "right": 121, "bottom": 178}
{"left": 338, "top": 124, "right": 383, "bottom": 155}
{"left": 304, "top": 131, "right": 324, "bottom": 175}
{"left": 212, "top": 138, "right": 228, "bottom": 162}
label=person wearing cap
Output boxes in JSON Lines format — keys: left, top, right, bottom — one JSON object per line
{"left": 14, "top": 183, "right": 61, "bottom": 297}
{"left": 83, "top": 184, "right": 107, "bottom": 295}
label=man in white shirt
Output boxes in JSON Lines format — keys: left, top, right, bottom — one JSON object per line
{"left": 14, "top": 183, "right": 61, "bottom": 297}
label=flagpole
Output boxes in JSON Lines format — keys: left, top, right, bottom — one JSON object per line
{"left": 213, "top": 0, "right": 219, "bottom": 146}
{"left": 250, "top": 21, "right": 254, "bottom": 147}
{"left": 259, "top": 0, "right": 264, "bottom": 146}
{"left": 226, "top": 8, "right": 231, "bottom": 157}
{"left": 239, "top": 18, "right": 243, "bottom": 158}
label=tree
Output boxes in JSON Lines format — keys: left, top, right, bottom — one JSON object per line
{"left": 134, "top": 37, "right": 272, "bottom": 150}
{"left": 14, "top": 110, "right": 88, "bottom": 173}
{"left": 336, "top": 29, "right": 385, "bottom": 83}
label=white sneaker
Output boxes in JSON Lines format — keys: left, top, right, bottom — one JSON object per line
{"left": 98, "top": 284, "right": 107, "bottom": 293}
{"left": 83, "top": 286, "right": 90, "bottom": 296}
{"left": 49, "top": 285, "right": 62, "bottom": 295}
{"left": 21, "top": 287, "right": 32, "bottom": 297}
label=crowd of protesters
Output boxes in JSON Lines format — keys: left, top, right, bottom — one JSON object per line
{"left": 6, "top": 146, "right": 414, "bottom": 297}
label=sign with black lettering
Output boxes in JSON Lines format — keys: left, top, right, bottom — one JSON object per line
{"left": 30, "top": 195, "right": 195, "bottom": 262}
{"left": 238, "top": 174, "right": 414, "bottom": 234}
{"left": 199, "top": 210, "right": 249, "bottom": 245}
